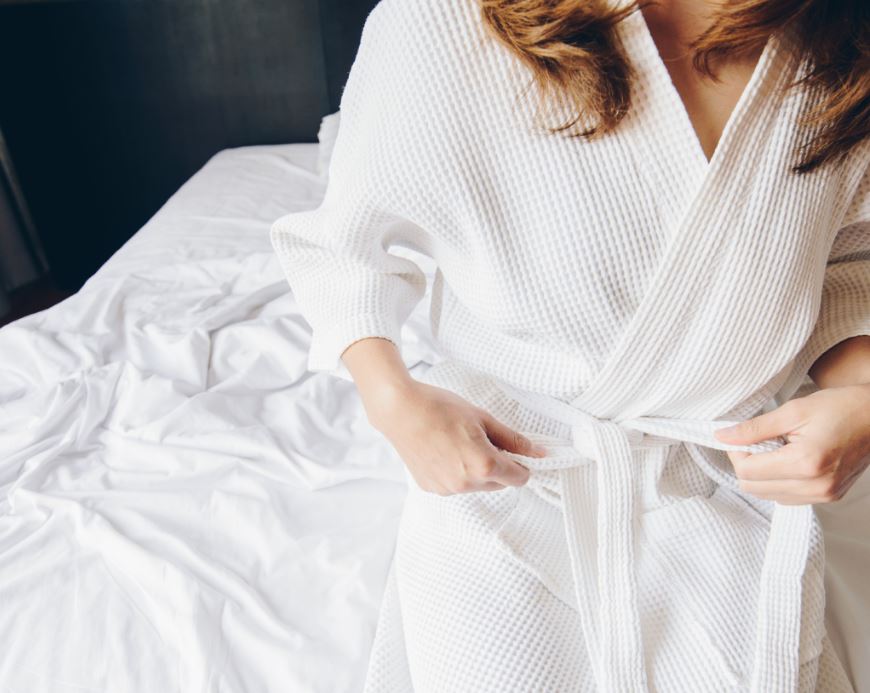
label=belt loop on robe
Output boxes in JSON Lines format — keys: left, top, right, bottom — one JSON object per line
{"left": 489, "top": 376, "right": 818, "bottom": 692}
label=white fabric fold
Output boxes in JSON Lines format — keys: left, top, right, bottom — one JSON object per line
{"left": 490, "top": 375, "right": 820, "bottom": 692}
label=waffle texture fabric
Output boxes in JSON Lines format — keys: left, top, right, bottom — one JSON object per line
{"left": 270, "top": 0, "right": 870, "bottom": 690}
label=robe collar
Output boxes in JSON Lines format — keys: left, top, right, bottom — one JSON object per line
{"left": 569, "top": 9, "right": 802, "bottom": 419}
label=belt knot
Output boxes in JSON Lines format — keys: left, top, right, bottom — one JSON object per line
{"left": 569, "top": 417, "right": 660, "bottom": 459}
{"left": 489, "top": 373, "right": 819, "bottom": 692}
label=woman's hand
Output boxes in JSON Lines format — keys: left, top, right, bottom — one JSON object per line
{"left": 713, "top": 383, "right": 870, "bottom": 505}
{"left": 365, "top": 379, "right": 546, "bottom": 496}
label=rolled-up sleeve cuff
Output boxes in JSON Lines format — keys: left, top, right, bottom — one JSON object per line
{"left": 775, "top": 312, "right": 870, "bottom": 405}
{"left": 801, "top": 264, "right": 870, "bottom": 381}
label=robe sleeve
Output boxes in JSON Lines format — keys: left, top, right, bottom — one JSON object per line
{"left": 778, "top": 163, "right": 870, "bottom": 401}
{"left": 270, "top": 3, "right": 430, "bottom": 381}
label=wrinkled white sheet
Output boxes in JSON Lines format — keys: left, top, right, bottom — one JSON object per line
{"left": 0, "top": 144, "right": 441, "bottom": 693}
{"left": 1, "top": 144, "right": 868, "bottom": 693}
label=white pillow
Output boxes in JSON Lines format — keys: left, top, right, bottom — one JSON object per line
{"left": 316, "top": 111, "right": 342, "bottom": 178}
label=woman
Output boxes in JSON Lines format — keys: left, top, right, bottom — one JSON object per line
{"left": 271, "top": 0, "right": 870, "bottom": 690}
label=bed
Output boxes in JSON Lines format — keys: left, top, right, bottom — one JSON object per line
{"left": 0, "top": 140, "right": 442, "bottom": 693}
{"left": 2, "top": 137, "right": 870, "bottom": 692}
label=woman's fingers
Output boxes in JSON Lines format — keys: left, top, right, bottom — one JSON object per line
{"left": 482, "top": 412, "right": 547, "bottom": 457}
{"left": 491, "top": 453, "right": 531, "bottom": 488}
{"left": 478, "top": 414, "right": 541, "bottom": 488}
{"left": 729, "top": 444, "right": 823, "bottom": 481}
{"left": 459, "top": 446, "right": 529, "bottom": 490}
{"left": 737, "top": 475, "right": 849, "bottom": 504}
{"left": 714, "top": 401, "right": 802, "bottom": 445}
{"left": 477, "top": 480, "right": 508, "bottom": 492}
{"left": 402, "top": 397, "right": 545, "bottom": 495}
{"left": 441, "top": 423, "right": 531, "bottom": 493}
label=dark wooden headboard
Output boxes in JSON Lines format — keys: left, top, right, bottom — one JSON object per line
{"left": 0, "top": 0, "right": 379, "bottom": 290}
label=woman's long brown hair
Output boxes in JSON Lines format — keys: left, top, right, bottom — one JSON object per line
{"left": 479, "top": 0, "right": 869, "bottom": 174}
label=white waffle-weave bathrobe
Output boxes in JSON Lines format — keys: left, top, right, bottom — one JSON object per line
{"left": 271, "top": 0, "right": 870, "bottom": 690}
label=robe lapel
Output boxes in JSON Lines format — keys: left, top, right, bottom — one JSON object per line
{"left": 490, "top": 10, "right": 827, "bottom": 686}
{"left": 570, "top": 19, "right": 800, "bottom": 419}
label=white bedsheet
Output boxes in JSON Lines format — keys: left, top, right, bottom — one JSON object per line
{"left": 0, "top": 144, "right": 441, "bottom": 693}
{"left": 2, "top": 144, "right": 868, "bottom": 693}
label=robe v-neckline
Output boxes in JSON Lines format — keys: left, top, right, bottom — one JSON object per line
{"left": 624, "top": 4, "right": 779, "bottom": 185}
{"left": 570, "top": 13, "right": 794, "bottom": 415}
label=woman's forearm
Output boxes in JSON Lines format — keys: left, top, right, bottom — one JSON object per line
{"left": 340, "top": 337, "right": 416, "bottom": 428}
{"left": 808, "top": 335, "right": 870, "bottom": 389}
{"left": 339, "top": 336, "right": 538, "bottom": 493}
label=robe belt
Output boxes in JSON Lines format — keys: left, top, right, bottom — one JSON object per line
{"left": 490, "top": 377, "right": 816, "bottom": 692}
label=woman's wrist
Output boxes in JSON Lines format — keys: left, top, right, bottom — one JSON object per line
{"left": 339, "top": 336, "right": 418, "bottom": 429}
{"left": 808, "top": 335, "right": 870, "bottom": 389}
{"left": 363, "top": 378, "right": 421, "bottom": 433}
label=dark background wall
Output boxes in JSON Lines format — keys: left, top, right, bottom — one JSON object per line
{"left": 0, "top": 0, "right": 378, "bottom": 291}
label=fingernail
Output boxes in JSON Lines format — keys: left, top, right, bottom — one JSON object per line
{"left": 531, "top": 443, "right": 548, "bottom": 456}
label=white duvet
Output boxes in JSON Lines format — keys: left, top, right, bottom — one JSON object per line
{"left": 0, "top": 144, "right": 440, "bottom": 693}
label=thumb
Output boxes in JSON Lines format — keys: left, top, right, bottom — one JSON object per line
{"left": 713, "top": 406, "right": 792, "bottom": 445}
{"left": 482, "top": 413, "right": 548, "bottom": 457}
